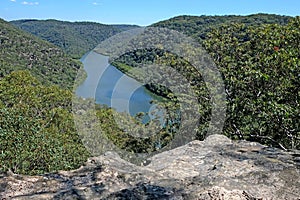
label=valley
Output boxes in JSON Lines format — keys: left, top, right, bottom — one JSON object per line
{"left": 0, "top": 13, "right": 299, "bottom": 188}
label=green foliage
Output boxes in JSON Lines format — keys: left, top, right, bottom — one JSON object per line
{"left": 11, "top": 19, "right": 140, "bottom": 58}
{"left": 1, "top": 14, "right": 299, "bottom": 178}
{"left": 113, "top": 14, "right": 299, "bottom": 150}
{"left": 0, "top": 71, "right": 90, "bottom": 175}
{"left": 0, "top": 18, "right": 82, "bottom": 89}
{"left": 95, "top": 105, "right": 175, "bottom": 154}
{"left": 203, "top": 17, "right": 300, "bottom": 149}
{"left": 111, "top": 48, "right": 209, "bottom": 147}
{"left": 153, "top": 14, "right": 291, "bottom": 41}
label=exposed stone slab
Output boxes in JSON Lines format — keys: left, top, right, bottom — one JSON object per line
{"left": 1, "top": 134, "right": 299, "bottom": 199}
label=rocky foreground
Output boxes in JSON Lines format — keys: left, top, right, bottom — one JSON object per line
{"left": 1, "top": 134, "right": 299, "bottom": 199}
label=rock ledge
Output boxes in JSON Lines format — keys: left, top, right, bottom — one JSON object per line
{"left": 1, "top": 134, "right": 299, "bottom": 199}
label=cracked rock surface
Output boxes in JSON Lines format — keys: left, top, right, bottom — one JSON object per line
{"left": 1, "top": 134, "right": 299, "bottom": 199}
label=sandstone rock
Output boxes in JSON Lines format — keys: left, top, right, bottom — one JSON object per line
{"left": 0, "top": 134, "right": 299, "bottom": 199}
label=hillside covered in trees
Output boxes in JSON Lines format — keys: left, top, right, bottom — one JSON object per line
{"left": 0, "top": 14, "right": 299, "bottom": 176}
{"left": 112, "top": 14, "right": 300, "bottom": 150}
{"left": 11, "top": 19, "right": 139, "bottom": 58}
{"left": 0, "top": 18, "right": 147, "bottom": 175}
{"left": 202, "top": 18, "right": 300, "bottom": 150}
{"left": 0, "top": 18, "right": 92, "bottom": 174}
{"left": 153, "top": 14, "right": 292, "bottom": 40}
{"left": 0, "top": 18, "right": 81, "bottom": 89}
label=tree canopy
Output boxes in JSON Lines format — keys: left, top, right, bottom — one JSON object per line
{"left": 11, "top": 19, "right": 140, "bottom": 58}
{"left": 0, "top": 18, "right": 81, "bottom": 89}
{"left": 0, "top": 14, "right": 299, "bottom": 176}
{"left": 0, "top": 70, "right": 90, "bottom": 175}
{"left": 112, "top": 15, "right": 300, "bottom": 150}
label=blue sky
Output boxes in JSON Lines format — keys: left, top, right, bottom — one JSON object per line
{"left": 1, "top": 0, "right": 299, "bottom": 26}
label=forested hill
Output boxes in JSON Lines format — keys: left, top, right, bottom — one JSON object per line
{"left": 0, "top": 18, "right": 81, "bottom": 89}
{"left": 11, "top": 19, "right": 140, "bottom": 58}
{"left": 152, "top": 13, "right": 292, "bottom": 39}
{"left": 0, "top": 18, "right": 91, "bottom": 175}
{"left": 112, "top": 14, "right": 300, "bottom": 150}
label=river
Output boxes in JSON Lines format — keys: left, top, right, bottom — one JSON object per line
{"left": 75, "top": 50, "right": 163, "bottom": 123}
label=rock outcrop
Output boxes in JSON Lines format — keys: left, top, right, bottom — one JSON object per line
{"left": 1, "top": 134, "right": 299, "bottom": 199}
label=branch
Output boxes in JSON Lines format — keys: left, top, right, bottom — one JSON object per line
{"left": 250, "top": 134, "right": 287, "bottom": 151}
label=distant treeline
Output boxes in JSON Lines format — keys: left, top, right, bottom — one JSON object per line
{"left": 11, "top": 19, "right": 139, "bottom": 58}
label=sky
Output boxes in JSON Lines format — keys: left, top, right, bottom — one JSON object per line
{"left": 1, "top": 0, "right": 300, "bottom": 26}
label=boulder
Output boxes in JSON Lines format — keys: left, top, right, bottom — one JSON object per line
{"left": 1, "top": 134, "right": 299, "bottom": 199}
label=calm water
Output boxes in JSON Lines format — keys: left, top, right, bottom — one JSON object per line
{"left": 76, "top": 51, "right": 162, "bottom": 123}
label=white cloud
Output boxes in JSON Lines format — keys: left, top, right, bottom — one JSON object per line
{"left": 10, "top": 0, "right": 17, "bottom": 2}
{"left": 92, "top": 2, "right": 101, "bottom": 6}
{"left": 22, "top": 1, "right": 39, "bottom": 5}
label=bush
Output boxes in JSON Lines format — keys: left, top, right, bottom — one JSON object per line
{"left": 0, "top": 70, "right": 89, "bottom": 175}
{"left": 203, "top": 17, "right": 300, "bottom": 149}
